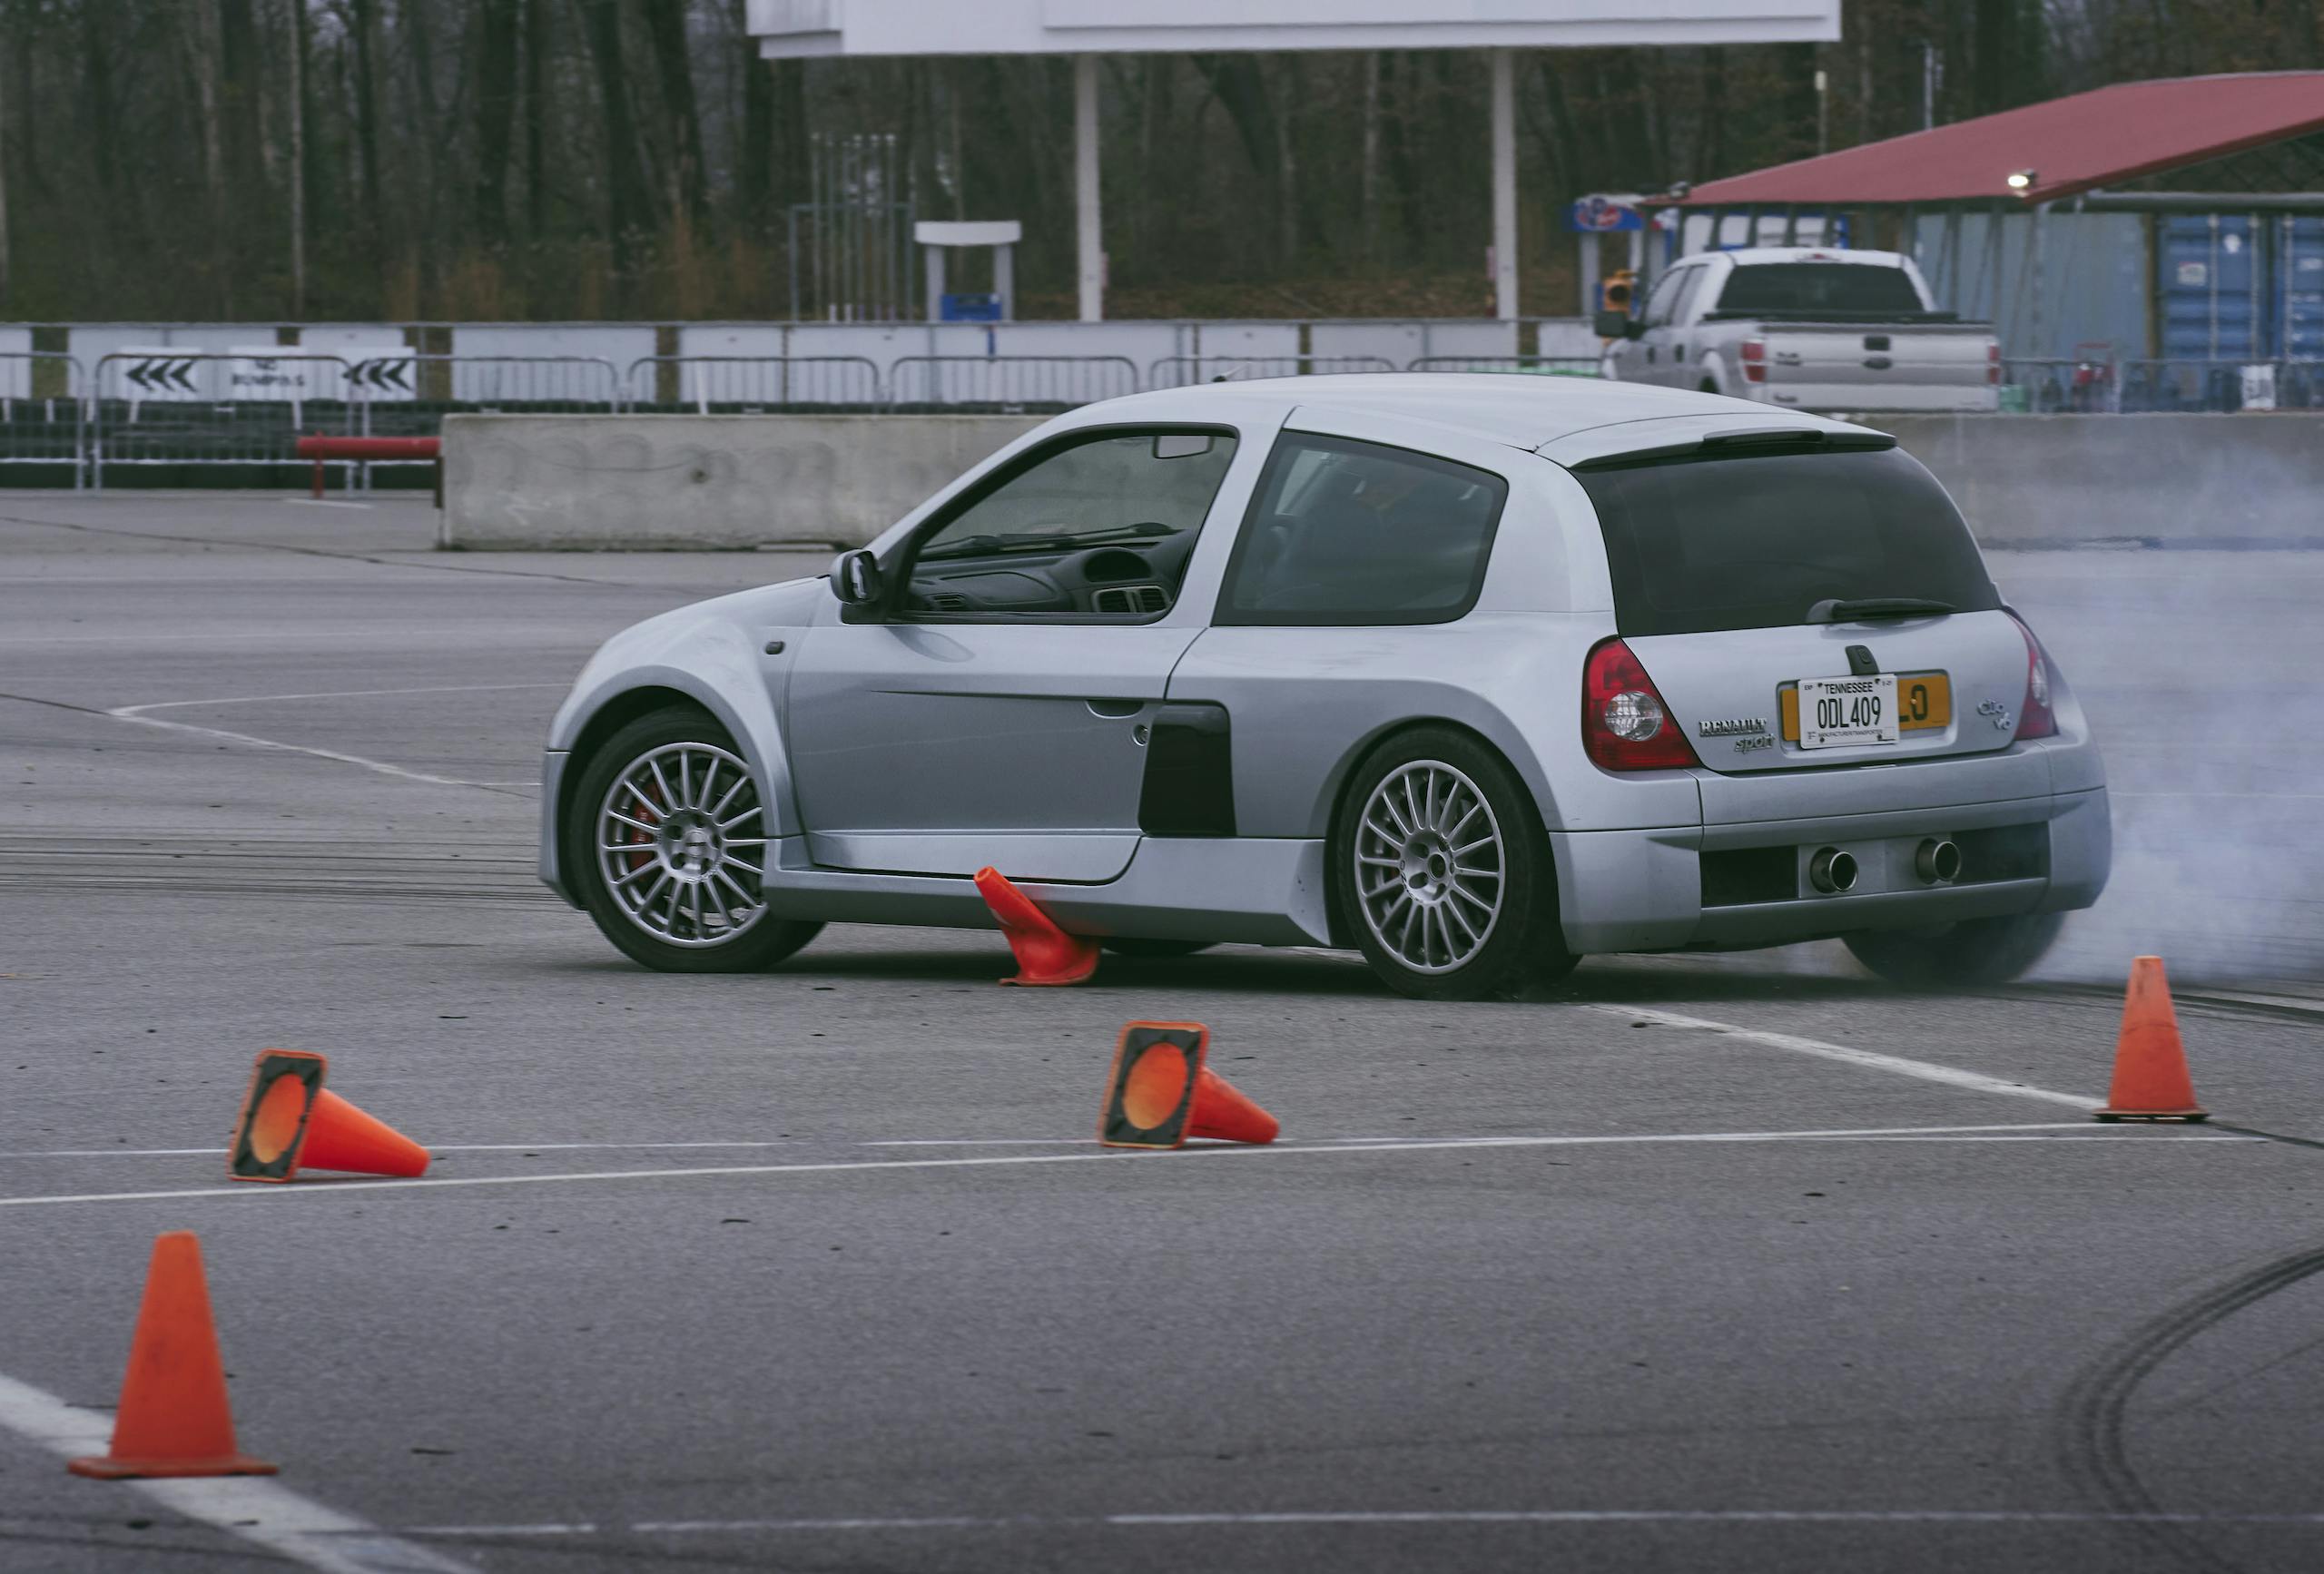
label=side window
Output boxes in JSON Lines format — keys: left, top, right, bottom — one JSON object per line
{"left": 900, "top": 429, "right": 1237, "bottom": 619}
{"left": 1669, "top": 267, "right": 1710, "bottom": 325}
{"left": 1640, "top": 268, "right": 1689, "bottom": 328}
{"left": 1215, "top": 435, "right": 1508, "bottom": 627}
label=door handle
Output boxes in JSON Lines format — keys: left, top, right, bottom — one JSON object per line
{"left": 1085, "top": 698, "right": 1144, "bottom": 720}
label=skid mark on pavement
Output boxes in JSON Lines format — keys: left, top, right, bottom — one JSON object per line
{"left": 0, "top": 1124, "right": 2250, "bottom": 1210}
{"left": 0, "top": 1372, "right": 472, "bottom": 1574}
{"left": 405, "top": 1508, "right": 2324, "bottom": 1537}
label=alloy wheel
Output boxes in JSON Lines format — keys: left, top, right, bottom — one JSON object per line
{"left": 1353, "top": 760, "right": 1505, "bottom": 975}
{"left": 596, "top": 741, "right": 770, "bottom": 948}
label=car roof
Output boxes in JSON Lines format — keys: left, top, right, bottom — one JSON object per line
{"left": 1087, "top": 372, "right": 1878, "bottom": 458}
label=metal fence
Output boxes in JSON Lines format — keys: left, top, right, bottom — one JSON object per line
{"left": 1406, "top": 355, "right": 1606, "bottom": 377}
{"left": 89, "top": 352, "right": 364, "bottom": 487}
{"left": 887, "top": 355, "right": 1142, "bottom": 411}
{"left": 1147, "top": 355, "right": 1401, "bottom": 387}
{"left": 625, "top": 355, "right": 885, "bottom": 412}
{"left": 2003, "top": 357, "right": 2324, "bottom": 414}
{"left": 0, "top": 353, "right": 88, "bottom": 485}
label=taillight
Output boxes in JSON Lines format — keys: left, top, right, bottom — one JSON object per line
{"left": 1739, "top": 337, "right": 1768, "bottom": 384}
{"left": 1582, "top": 638, "right": 1700, "bottom": 771}
{"left": 1987, "top": 342, "right": 2002, "bottom": 386}
{"left": 2008, "top": 614, "right": 2057, "bottom": 740}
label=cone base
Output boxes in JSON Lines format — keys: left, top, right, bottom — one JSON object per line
{"left": 1000, "top": 958, "right": 1098, "bottom": 988}
{"left": 2094, "top": 1107, "right": 2209, "bottom": 1122}
{"left": 69, "top": 1453, "right": 278, "bottom": 1480}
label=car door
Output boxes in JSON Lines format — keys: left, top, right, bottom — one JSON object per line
{"left": 781, "top": 426, "right": 1250, "bottom": 882}
{"left": 1633, "top": 263, "right": 1701, "bottom": 386}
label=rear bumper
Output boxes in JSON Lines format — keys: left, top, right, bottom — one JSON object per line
{"left": 1755, "top": 381, "right": 1998, "bottom": 414}
{"left": 1551, "top": 785, "right": 2109, "bottom": 954}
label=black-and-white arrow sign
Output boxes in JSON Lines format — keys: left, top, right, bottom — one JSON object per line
{"left": 124, "top": 357, "right": 199, "bottom": 393}
{"left": 350, "top": 359, "right": 413, "bottom": 392}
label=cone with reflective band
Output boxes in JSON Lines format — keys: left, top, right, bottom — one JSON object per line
{"left": 2094, "top": 956, "right": 2208, "bottom": 1122}
{"left": 974, "top": 866, "right": 1099, "bottom": 987}
{"left": 1099, "top": 1022, "right": 1279, "bottom": 1149}
{"left": 68, "top": 1232, "right": 277, "bottom": 1480}
{"left": 229, "top": 1049, "right": 430, "bottom": 1182}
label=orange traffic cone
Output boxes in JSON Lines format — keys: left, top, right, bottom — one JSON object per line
{"left": 1100, "top": 1022, "right": 1279, "bottom": 1148}
{"left": 974, "top": 866, "right": 1099, "bottom": 987}
{"left": 2094, "top": 956, "right": 2208, "bottom": 1122}
{"left": 228, "top": 1049, "right": 430, "bottom": 1182}
{"left": 68, "top": 1233, "right": 277, "bottom": 1480}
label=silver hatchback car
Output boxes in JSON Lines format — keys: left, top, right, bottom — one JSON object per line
{"left": 539, "top": 375, "right": 2108, "bottom": 999}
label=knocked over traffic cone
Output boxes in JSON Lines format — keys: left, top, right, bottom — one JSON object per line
{"left": 1099, "top": 1022, "right": 1279, "bottom": 1148}
{"left": 228, "top": 1049, "right": 430, "bottom": 1182}
{"left": 974, "top": 866, "right": 1099, "bottom": 987}
{"left": 68, "top": 1232, "right": 277, "bottom": 1480}
{"left": 2094, "top": 956, "right": 2208, "bottom": 1122}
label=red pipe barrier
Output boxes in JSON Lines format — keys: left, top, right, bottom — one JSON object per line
{"left": 296, "top": 435, "right": 441, "bottom": 506}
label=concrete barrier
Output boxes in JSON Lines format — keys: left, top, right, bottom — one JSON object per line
{"left": 1881, "top": 414, "right": 2324, "bottom": 550}
{"left": 442, "top": 408, "right": 2324, "bottom": 552}
{"left": 440, "top": 413, "right": 1043, "bottom": 550}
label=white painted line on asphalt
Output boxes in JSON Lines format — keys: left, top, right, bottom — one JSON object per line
{"left": 0, "top": 1124, "right": 2239, "bottom": 1210}
{"left": 4, "top": 1142, "right": 801, "bottom": 1159}
{"left": 0, "top": 1371, "right": 473, "bottom": 1574}
{"left": 405, "top": 1508, "right": 2324, "bottom": 1536}
{"left": 119, "top": 684, "right": 566, "bottom": 714}
{"left": 281, "top": 499, "right": 374, "bottom": 510}
{"left": 101, "top": 707, "right": 523, "bottom": 794}
{"left": 1589, "top": 1004, "right": 2096, "bottom": 1111}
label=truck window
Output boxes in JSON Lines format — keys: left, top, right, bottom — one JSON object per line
{"left": 1640, "top": 269, "right": 1688, "bottom": 327}
{"left": 1710, "top": 262, "right": 1925, "bottom": 316}
{"left": 1574, "top": 447, "right": 2001, "bottom": 636}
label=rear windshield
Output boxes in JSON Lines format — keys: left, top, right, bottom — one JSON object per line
{"left": 1712, "top": 262, "right": 1925, "bottom": 316}
{"left": 1574, "top": 447, "right": 2000, "bottom": 636}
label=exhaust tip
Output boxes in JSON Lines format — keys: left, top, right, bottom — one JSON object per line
{"left": 1916, "top": 838, "right": 1963, "bottom": 884}
{"left": 1808, "top": 847, "right": 1858, "bottom": 894}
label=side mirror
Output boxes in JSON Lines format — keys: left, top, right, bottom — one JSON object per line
{"left": 831, "top": 548, "right": 884, "bottom": 605}
{"left": 1593, "top": 310, "right": 1640, "bottom": 340}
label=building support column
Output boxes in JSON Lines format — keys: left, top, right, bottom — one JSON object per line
{"left": 1490, "top": 47, "right": 1518, "bottom": 321}
{"left": 1075, "top": 54, "right": 1103, "bottom": 322}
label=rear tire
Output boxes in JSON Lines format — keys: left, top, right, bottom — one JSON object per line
{"left": 1332, "top": 726, "right": 1577, "bottom": 1000}
{"left": 1100, "top": 939, "right": 1215, "bottom": 959}
{"left": 566, "top": 708, "right": 822, "bottom": 974}
{"left": 1844, "top": 912, "right": 2063, "bottom": 987}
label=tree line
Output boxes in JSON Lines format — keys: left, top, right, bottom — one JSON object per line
{"left": 0, "top": 0, "right": 2313, "bottom": 323}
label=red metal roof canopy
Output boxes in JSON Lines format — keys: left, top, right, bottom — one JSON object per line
{"left": 1679, "top": 72, "right": 2324, "bottom": 207}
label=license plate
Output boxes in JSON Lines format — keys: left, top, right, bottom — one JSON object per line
{"left": 1796, "top": 674, "right": 1898, "bottom": 749}
{"left": 1781, "top": 673, "right": 1950, "bottom": 743}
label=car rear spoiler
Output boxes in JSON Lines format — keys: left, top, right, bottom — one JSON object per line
{"left": 1560, "top": 426, "right": 1897, "bottom": 472}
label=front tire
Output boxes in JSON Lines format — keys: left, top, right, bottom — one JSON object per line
{"left": 1333, "top": 727, "right": 1577, "bottom": 1000}
{"left": 1844, "top": 913, "right": 2063, "bottom": 987}
{"left": 566, "top": 708, "right": 822, "bottom": 973}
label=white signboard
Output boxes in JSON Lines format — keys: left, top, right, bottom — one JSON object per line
{"left": 342, "top": 344, "right": 418, "bottom": 402}
{"left": 227, "top": 346, "right": 330, "bottom": 401}
{"left": 107, "top": 347, "right": 214, "bottom": 402}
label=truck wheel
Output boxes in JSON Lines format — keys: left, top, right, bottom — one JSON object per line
{"left": 1699, "top": 379, "right": 1721, "bottom": 396}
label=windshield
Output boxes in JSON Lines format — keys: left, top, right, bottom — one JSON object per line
{"left": 1574, "top": 447, "right": 2000, "bottom": 636}
{"left": 1712, "top": 262, "right": 1925, "bottom": 316}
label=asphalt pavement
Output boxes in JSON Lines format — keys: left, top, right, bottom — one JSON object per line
{"left": 3, "top": 492, "right": 2321, "bottom": 1574}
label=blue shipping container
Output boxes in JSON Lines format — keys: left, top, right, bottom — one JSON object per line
{"left": 2281, "top": 215, "right": 2324, "bottom": 360}
{"left": 2160, "top": 214, "right": 2264, "bottom": 360}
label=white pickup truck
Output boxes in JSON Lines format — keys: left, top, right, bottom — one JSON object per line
{"left": 1594, "top": 247, "right": 1999, "bottom": 413}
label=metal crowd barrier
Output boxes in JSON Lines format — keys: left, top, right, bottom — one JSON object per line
{"left": 0, "top": 352, "right": 88, "bottom": 487}
{"left": 1147, "top": 354, "right": 1400, "bottom": 387}
{"left": 89, "top": 352, "right": 361, "bottom": 490}
{"left": 1405, "top": 355, "right": 1604, "bottom": 377}
{"left": 2004, "top": 357, "right": 2324, "bottom": 414}
{"left": 887, "top": 354, "right": 1141, "bottom": 411}
{"left": 625, "top": 355, "right": 885, "bottom": 411}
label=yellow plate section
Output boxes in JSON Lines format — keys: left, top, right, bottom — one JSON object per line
{"left": 1780, "top": 673, "right": 1951, "bottom": 741}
